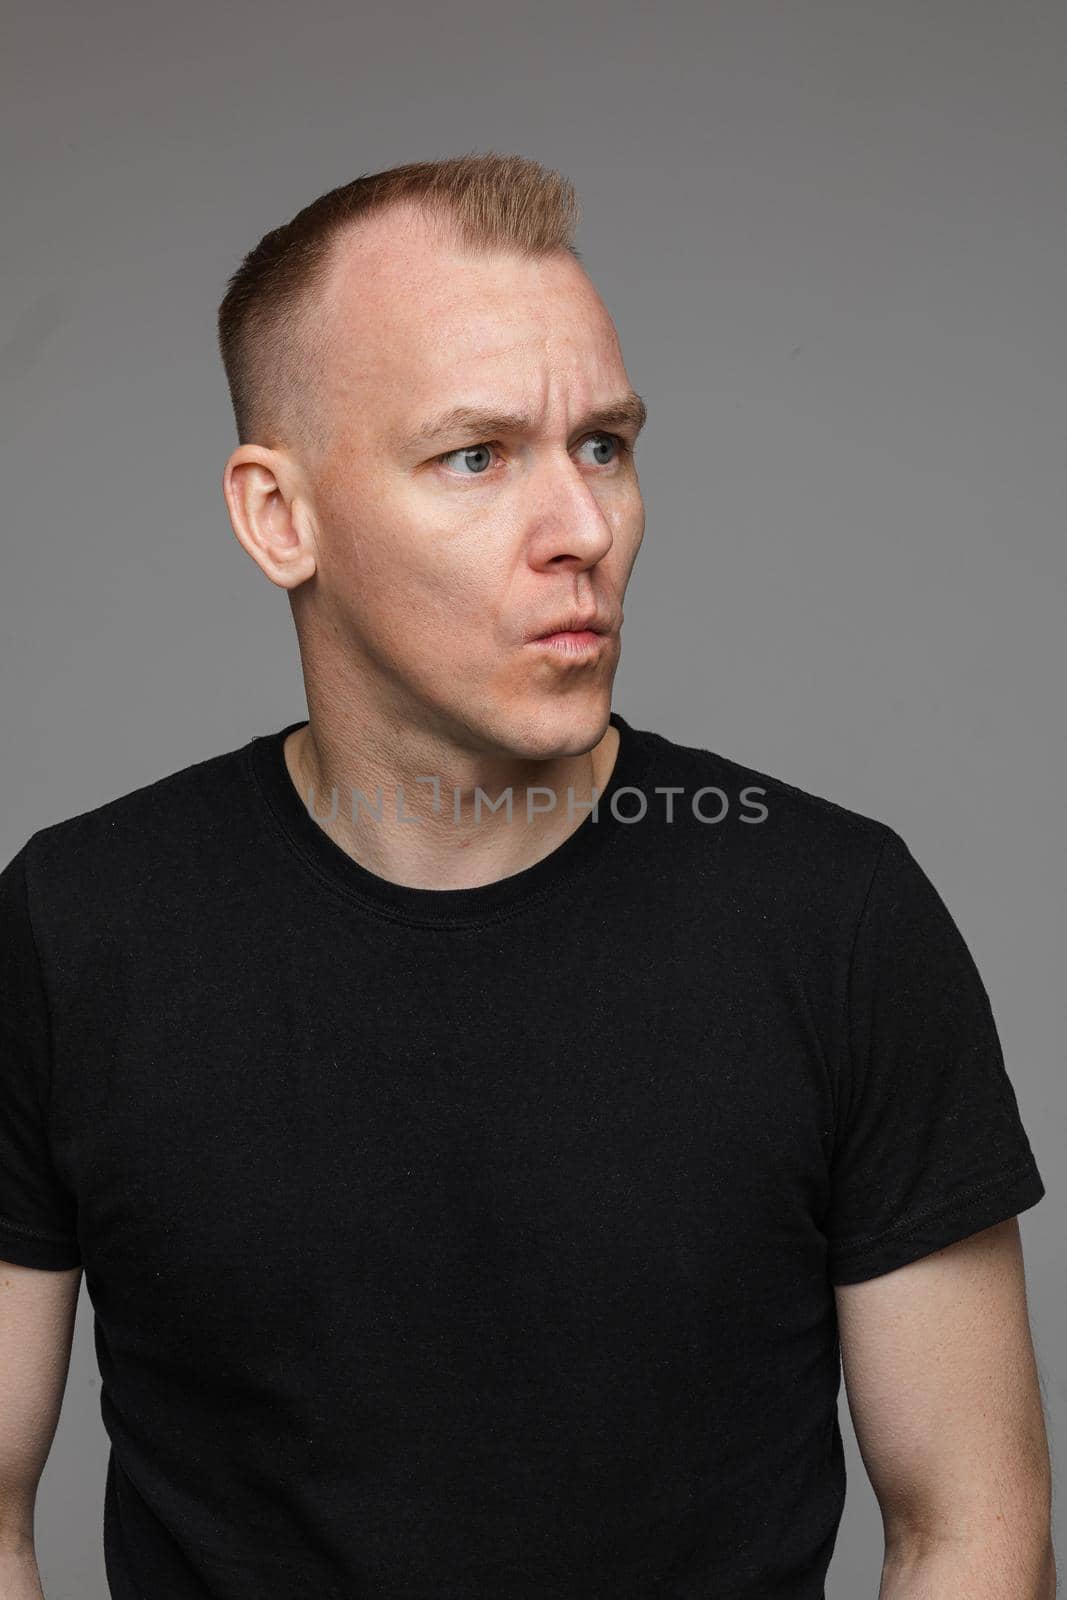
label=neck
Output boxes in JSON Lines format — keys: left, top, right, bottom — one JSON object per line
{"left": 282, "top": 706, "right": 621, "bottom": 893}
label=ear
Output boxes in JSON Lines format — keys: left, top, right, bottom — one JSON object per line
{"left": 222, "top": 445, "right": 317, "bottom": 590}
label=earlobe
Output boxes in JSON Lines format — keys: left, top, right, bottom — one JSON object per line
{"left": 222, "top": 447, "right": 317, "bottom": 591}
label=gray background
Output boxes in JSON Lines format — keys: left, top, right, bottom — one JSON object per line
{"left": 2, "top": 0, "right": 1063, "bottom": 1593}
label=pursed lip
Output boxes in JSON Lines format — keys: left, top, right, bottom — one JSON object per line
{"left": 525, "top": 615, "right": 612, "bottom": 642}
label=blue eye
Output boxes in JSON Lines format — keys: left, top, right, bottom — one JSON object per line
{"left": 437, "top": 432, "right": 629, "bottom": 477}
{"left": 439, "top": 443, "right": 495, "bottom": 476}
{"left": 580, "top": 432, "right": 626, "bottom": 467}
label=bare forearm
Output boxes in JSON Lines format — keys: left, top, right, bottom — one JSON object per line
{"left": 878, "top": 1533, "right": 1057, "bottom": 1600}
{"left": 0, "top": 1541, "right": 46, "bottom": 1600}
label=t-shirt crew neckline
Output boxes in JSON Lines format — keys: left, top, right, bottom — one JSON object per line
{"left": 246, "top": 709, "right": 650, "bottom": 928}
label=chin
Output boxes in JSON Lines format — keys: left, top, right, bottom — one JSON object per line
{"left": 488, "top": 692, "right": 614, "bottom": 761}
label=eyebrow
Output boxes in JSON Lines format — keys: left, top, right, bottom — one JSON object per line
{"left": 399, "top": 390, "right": 648, "bottom": 455}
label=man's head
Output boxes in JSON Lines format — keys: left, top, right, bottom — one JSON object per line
{"left": 219, "top": 152, "right": 647, "bottom": 763}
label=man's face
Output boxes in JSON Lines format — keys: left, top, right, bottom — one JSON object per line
{"left": 303, "top": 206, "right": 647, "bottom": 760}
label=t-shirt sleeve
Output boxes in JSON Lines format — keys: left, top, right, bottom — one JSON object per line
{"left": 825, "top": 826, "right": 1045, "bottom": 1285}
{"left": 0, "top": 842, "right": 82, "bottom": 1270}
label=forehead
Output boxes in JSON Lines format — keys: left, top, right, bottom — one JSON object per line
{"left": 315, "top": 210, "right": 627, "bottom": 433}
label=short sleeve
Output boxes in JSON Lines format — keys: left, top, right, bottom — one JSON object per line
{"left": 826, "top": 827, "right": 1045, "bottom": 1285}
{"left": 0, "top": 843, "right": 81, "bottom": 1269}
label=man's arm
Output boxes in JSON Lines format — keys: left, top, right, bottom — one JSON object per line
{"left": 0, "top": 1259, "right": 82, "bottom": 1599}
{"left": 834, "top": 1217, "right": 1055, "bottom": 1599}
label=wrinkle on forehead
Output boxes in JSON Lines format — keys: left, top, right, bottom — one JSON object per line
{"left": 313, "top": 212, "right": 626, "bottom": 450}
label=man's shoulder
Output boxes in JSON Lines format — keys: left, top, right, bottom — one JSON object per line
{"left": 637, "top": 718, "right": 897, "bottom": 884}
{"left": 16, "top": 727, "right": 262, "bottom": 916}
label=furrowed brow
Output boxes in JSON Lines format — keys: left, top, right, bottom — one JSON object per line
{"left": 400, "top": 391, "right": 648, "bottom": 454}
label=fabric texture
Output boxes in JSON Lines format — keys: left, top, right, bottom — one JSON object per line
{"left": 0, "top": 710, "right": 1045, "bottom": 1598}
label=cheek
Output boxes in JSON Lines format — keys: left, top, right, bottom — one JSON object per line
{"left": 313, "top": 474, "right": 512, "bottom": 671}
{"left": 317, "top": 485, "right": 437, "bottom": 612}
{"left": 345, "top": 539, "right": 501, "bottom": 669}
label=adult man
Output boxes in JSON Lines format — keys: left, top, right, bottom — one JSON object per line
{"left": 0, "top": 151, "right": 1054, "bottom": 1598}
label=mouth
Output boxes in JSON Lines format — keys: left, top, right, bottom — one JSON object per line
{"left": 526, "top": 614, "right": 611, "bottom": 643}
{"left": 526, "top": 626, "right": 610, "bottom": 657}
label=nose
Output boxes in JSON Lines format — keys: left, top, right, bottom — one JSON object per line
{"left": 524, "top": 453, "right": 617, "bottom": 572}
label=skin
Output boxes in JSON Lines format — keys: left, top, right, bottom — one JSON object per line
{"left": 222, "top": 202, "right": 648, "bottom": 890}
{"left": 837, "top": 1219, "right": 1055, "bottom": 1596}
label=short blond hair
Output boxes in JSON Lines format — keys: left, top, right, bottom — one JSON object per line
{"left": 216, "top": 150, "right": 583, "bottom": 456}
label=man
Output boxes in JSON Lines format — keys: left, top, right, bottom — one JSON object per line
{"left": 0, "top": 151, "right": 1054, "bottom": 1598}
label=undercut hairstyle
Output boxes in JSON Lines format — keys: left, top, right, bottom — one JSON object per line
{"left": 216, "top": 150, "right": 583, "bottom": 460}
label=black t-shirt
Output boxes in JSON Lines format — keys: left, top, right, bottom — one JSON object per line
{"left": 0, "top": 710, "right": 1045, "bottom": 1599}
